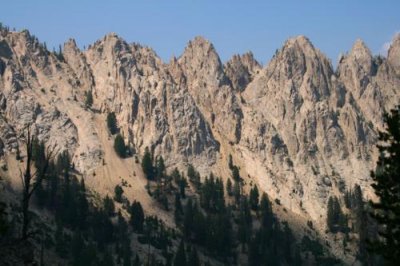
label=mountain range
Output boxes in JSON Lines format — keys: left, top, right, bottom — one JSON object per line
{"left": 0, "top": 25, "right": 399, "bottom": 264}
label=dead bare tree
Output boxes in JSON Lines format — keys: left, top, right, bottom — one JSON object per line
{"left": 20, "top": 125, "right": 54, "bottom": 240}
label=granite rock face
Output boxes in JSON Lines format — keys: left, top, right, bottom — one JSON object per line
{"left": 1, "top": 27, "right": 400, "bottom": 235}
{"left": 176, "top": 37, "right": 243, "bottom": 144}
{"left": 82, "top": 33, "right": 219, "bottom": 172}
{"left": 224, "top": 52, "right": 261, "bottom": 92}
{"left": 388, "top": 34, "right": 400, "bottom": 76}
{"left": 0, "top": 29, "right": 79, "bottom": 165}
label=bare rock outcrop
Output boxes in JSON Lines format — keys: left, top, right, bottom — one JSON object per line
{"left": 388, "top": 34, "right": 400, "bottom": 76}
{"left": 177, "top": 37, "right": 243, "bottom": 144}
{"left": 83, "top": 33, "right": 219, "bottom": 172}
{"left": 224, "top": 52, "right": 261, "bottom": 92}
{"left": 1, "top": 27, "right": 400, "bottom": 253}
{"left": 0, "top": 28, "right": 98, "bottom": 172}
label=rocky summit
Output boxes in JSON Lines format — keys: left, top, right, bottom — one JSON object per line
{"left": 0, "top": 25, "right": 400, "bottom": 264}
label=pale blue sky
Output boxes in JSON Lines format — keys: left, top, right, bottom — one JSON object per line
{"left": 2, "top": 1, "right": 399, "bottom": 67}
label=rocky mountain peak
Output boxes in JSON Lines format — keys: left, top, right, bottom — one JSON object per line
{"left": 62, "top": 38, "right": 94, "bottom": 93}
{"left": 88, "top": 32, "right": 131, "bottom": 58}
{"left": 388, "top": 33, "right": 400, "bottom": 75}
{"left": 187, "top": 36, "right": 214, "bottom": 53}
{"left": 63, "top": 38, "right": 80, "bottom": 54}
{"left": 348, "top": 39, "right": 373, "bottom": 70}
{"left": 178, "top": 36, "right": 223, "bottom": 77}
{"left": 351, "top": 39, "right": 371, "bottom": 56}
{"left": 18, "top": 29, "right": 33, "bottom": 42}
{"left": 175, "top": 37, "right": 234, "bottom": 141}
{"left": 241, "top": 51, "right": 261, "bottom": 69}
{"left": 1, "top": 27, "right": 400, "bottom": 265}
{"left": 103, "top": 32, "right": 121, "bottom": 41}
{"left": 287, "top": 35, "right": 312, "bottom": 45}
{"left": 259, "top": 35, "right": 333, "bottom": 102}
{"left": 2, "top": 29, "right": 44, "bottom": 58}
{"left": 176, "top": 36, "right": 243, "bottom": 144}
{"left": 283, "top": 35, "right": 317, "bottom": 54}
{"left": 277, "top": 35, "right": 329, "bottom": 68}
{"left": 224, "top": 52, "right": 261, "bottom": 92}
{"left": 336, "top": 39, "right": 374, "bottom": 96}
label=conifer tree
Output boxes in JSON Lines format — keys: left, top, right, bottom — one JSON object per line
{"left": 260, "top": 193, "right": 274, "bottom": 230}
{"left": 352, "top": 184, "right": 364, "bottom": 233}
{"left": 32, "top": 137, "right": 46, "bottom": 170}
{"left": 187, "top": 164, "right": 200, "bottom": 188}
{"left": 85, "top": 90, "right": 93, "bottom": 108}
{"left": 122, "top": 237, "right": 132, "bottom": 266}
{"left": 226, "top": 178, "right": 233, "bottom": 196}
{"left": 233, "top": 180, "right": 241, "bottom": 204}
{"left": 107, "top": 112, "right": 118, "bottom": 135}
{"left": 248, "top": 233, "right": 261, "bottom": 266}
{"left": 174, "top": 240, "right": 187, "bottom": 266}
{"left": 370, "top": 106, "right": 400, "bottom": 263}
{"left": 171, "top": 168, "right": 181, "bottom": 184}
{"left": 238, "top": 197, "right": 252, "bottom": 250}
{"left": 71, "top": 231, "right": 85, "bottom": 266}
{"left": 103, "top": 195, "right": 115, "bottom": 216}
{"left": 179, "top": 176, "right": 187, "bottom": 199}
{"left": 55, "top": 222, "right": 67, "bottom": 257}
{"left": 327, "top": 196, "right": 336, "bottom": 232}
{"left": 327, "top": 196, "right": 346, "bottom": 233}
{"left": 231, "top": 165, "right": 240, "bottom": 182}
{"left": 187, "top": 164, "right": 196, "bottom": 181}
{"left": 174, "top": 193, "right": 183, "bottom": 223}
{"left": 0, "top": 201, "right": 8, "bottom": 236}
{"left": 249, "top": 185, "right": 259, "bottom": 211}
{"left": 101, "top": 249, "right": 114, "bottom": 266}
{"left": 57, "top": 44, "right": 65, "bottom": 61}
{"left": 114, "top": 134, "right": 126, "bottom": 158}
{"left": 187, "top": 246, "right": 200, "bottom": 266}
{"left": 114, "top": 185, "right": 124, "bottom": 203}
{"left": 77, "top": 178, "right": 89, "bottom": 229}
{"left": 344, "top": 189, "right": 352, "bottom": 209}
{"left": 129, "top": 201, "right": 144, "bottom": 233}
{"left": 183, "top": 199, "right": 194, "bottom": 238}
{"left": 141, "top": 147, "right": 153, "bottom": 180}
{"left": 133, "top": 255, "right": 141, "bottom": 266}
{"left": 156, "top": 156, "right": 165, "bottom": 180}
{"left": 228, "top": 154, "right": 234, "bottom": 170}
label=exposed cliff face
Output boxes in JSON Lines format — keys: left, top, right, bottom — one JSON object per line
{"left": 388, "top": 34, "right": 400, "bottom": 76}
{"left": 239, "top": 36, "right": 345, "bottom": 220}
{"left": 176, "top": 37, "right": 243, "bottom": 144}
{"left": 341, "top": 40, "right": 399, "bottom": 148}
{"left": 1, "top": 28, "right": 400, "bottom": 241}
{"left": 224, "top": 52, "right": 261, "bottom": 92}
{"left": 0, "top": 30, "right": 80, "bottom": 164}
{"left": 81, "top": 33, "right": 219, "bottom": 172}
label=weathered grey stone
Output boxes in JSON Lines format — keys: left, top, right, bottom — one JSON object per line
{"left": 1, "top": 28, "right": 399, "bottom": 263}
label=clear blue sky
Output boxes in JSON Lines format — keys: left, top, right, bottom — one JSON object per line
{"left": 2, "top": 1, "right": 400, "bottom": 66}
